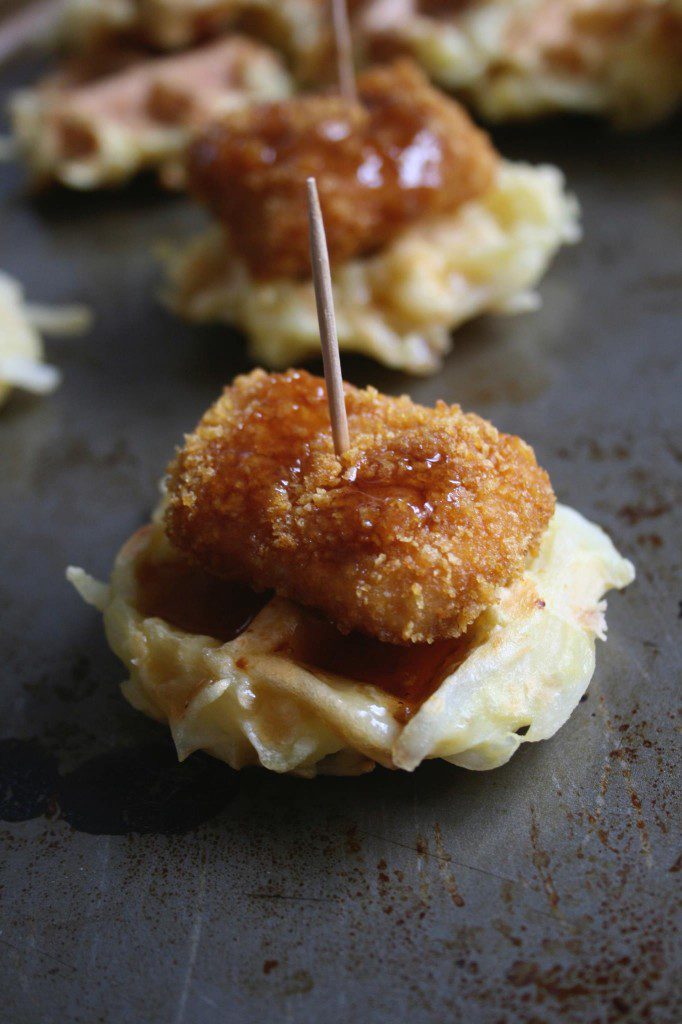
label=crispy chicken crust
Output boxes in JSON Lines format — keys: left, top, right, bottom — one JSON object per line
{"left": 165, "top": 370, "right": 555, "bottom": 644}
{"left": 187, "top": 60, "right": 498, "bottom": 279}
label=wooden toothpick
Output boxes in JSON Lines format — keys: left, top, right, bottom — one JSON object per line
{"left": 306, "top": 176, "right": 350, "bottom": 458}
{"left": 331, "top": 0, "right": 357, "bottom": 104}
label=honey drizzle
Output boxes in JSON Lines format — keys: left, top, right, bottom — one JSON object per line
{"left": 135, "top": 551, "right": 474, "bottom": 720}
{"left": 135, "top": 555, "right": 270, "bottom": 643}
{"left": 278, "top": 611, "right": 474, "bottom": 721}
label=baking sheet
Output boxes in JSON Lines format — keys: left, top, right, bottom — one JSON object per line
{"left": 1, "top": 49, "right": 681, "bottom": 1024}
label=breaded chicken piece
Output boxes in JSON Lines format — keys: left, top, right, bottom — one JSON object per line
{"left": 165, "top": 369, "right": 555, "bottom": 644}
{"left": 187, "top": 60, "right": 498, "bottom": 279}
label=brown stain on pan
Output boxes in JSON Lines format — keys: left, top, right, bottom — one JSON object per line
{"left": 594, "top": 698, "right": 658, "bottom": 865}
{"left": 618, "top": 502, "right": 672, "bottom": 526}
{"left": 609, "top": 746, "right": 653, "bottom": 864}
{"left": 433, "top": 823, "right": 465, "bottom": 908}
{"left": 668, "top": 853, "right": 682, "bottom": 873}
{"left": 529, "top": 807, "right": 560, "bottom": 911}
{"left": 415, "top": 832, "right": 432, "bottom": 904}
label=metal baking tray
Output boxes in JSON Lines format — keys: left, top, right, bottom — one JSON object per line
{"left": 1, "top": 45, "right": 680, "bottom": 1024}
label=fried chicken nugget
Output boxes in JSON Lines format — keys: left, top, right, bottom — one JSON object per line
{"left": 165, "top": 370, "right": 555, "bottom": 644}
{"left": 187, "top": 59, "right": 498, "bottom": 279}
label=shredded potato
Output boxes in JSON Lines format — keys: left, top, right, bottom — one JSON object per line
{"left": 60, "top": 0, "right": 682, "bottom": 125}
{"left": 68, "top": 505, "right": 634, "bottom": 776}
{"left": 165, "top": 161, "right": 579, "bottom": 374}
{"left": 360, "top": 0, "right": 682, "bottom": 127}
{"left": 0, "top": 272, "right": 91, "bottom": 406}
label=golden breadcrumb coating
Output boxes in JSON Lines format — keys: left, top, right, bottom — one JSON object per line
{"left": 187, "top": 59, "right": 497, "bottom": 279}
{"left": 165, "top": 370, "right": 555, "bottom": 644}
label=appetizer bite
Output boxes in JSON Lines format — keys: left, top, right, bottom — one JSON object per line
{"left": 10, "top": 35, "right": 292, "bottom": 189}
{"left": 60, "top": 0, "right": 250, "bottom": 51}
{"left": 68, "top": 366, "right": 633, "bottom": 776}
{"left": 53, "top": 0, "right": 682, "bottom": 125}
{"left": 0, "top": 272, "right": 90, "bottom": 406}
{"left": 358, "top": 0, "right": 682, "bottom": 127}
{"left": 166, "top": 59, "right": 579, "bottom": 374}
{"left": 60, "top": 0, "right": 334, "bottom": 81}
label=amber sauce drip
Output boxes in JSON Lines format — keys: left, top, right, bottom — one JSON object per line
{"left": 228, "top": 373, "right": 458, "bottom": 530}
{"left": 134, "top": 550, "right": 473, "bottom": 720}
{"left": 135, "top": 555, "right": 270, "bottom": 642}
{"left": 281, "top": 613, "right": 475, "bottom": 723}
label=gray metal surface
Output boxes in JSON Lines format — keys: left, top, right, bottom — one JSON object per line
{"left": 1, "top": 51, "right": 681, "bottom": 1023}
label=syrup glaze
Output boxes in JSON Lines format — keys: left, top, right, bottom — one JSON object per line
{"left": 135, "top": 553, "right": 270, "bottom": 642}
{"left": 134, "top": 547, "right": 475, "bottom": 721}
{"left": 169, "top": 370, "right": 470, "bottom": 561}
{"left": 279, "top": 611, "right": 475, "bottom": 721}
{"left": 188, "top": 59, "right": 497, "bottom": 278}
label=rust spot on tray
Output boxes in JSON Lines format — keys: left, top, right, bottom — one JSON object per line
{"left": 529, "top": 807, "right": 560, "bottom": 910}
{"left": 636, "top": 532, "right": 663, "bottom": 548}
{"left": 669, "top": 854, "right": 682, "bottom": 873}
{"left": 433, "top": 823, "right": 465, "bottom": 908}
{"left": 508, "top": 960, "right": 591, "bottom": 1000}
{"left": 617, "top": 501, "right": 672, "bottom": 526}
{"left": 345, "top": 823, "right": 362, "bottom": 855}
